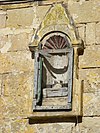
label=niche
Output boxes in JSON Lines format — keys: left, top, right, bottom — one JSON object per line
{"left": 29, "top": 4, "right": 84, "bottom": 119}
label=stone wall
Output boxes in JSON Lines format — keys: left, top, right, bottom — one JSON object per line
{"left": 0, "top": 0, "right": 100, "bottom": 132}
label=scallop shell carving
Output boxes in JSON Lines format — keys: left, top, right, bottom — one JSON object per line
{"left": 43, "top": 35, "right": 70, "bottom": 50}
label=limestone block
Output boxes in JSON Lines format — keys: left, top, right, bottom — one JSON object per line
{"left": 96, "top": 22, "right": 100, "bottom": 44}
{"left": 32, "top": 5, "right": 51, "bottom": 29}
{"left": 74, "top": 117, "right": 100, "bottom": 133}
{"left": 8, "top": 33, "right": 30, "bottom": 51}
{"left": 0, "top": 11, "right": 6, "bottom": 28}
{"left": 86, "top": 23, "right": 95, "bottom": 45}
{"left": 0, "top": 28, "right": 13, "bottom": 35}
{"left": 7, "top": 7, "right": 35, "bottom": 28}
{"left": 0, "top": 51, "right": 34, "bottom": 74}
{"left": 79, "top": 45, "right": 100, "bottom": 68}
{"left": 0, "top": 35, "right": 8, "bottom": 49}
{"left": 0, "top": 75, "right": 2, "bottom": 95}
{"left": 77, "top": 24, "right": 85, "bottom": 42}
{"left": 10, "top": 119, "right": 38, "bottom": 133}
{"left": 0, "top": 35, "right": 12, "bottom": 53}
{"left": 79, "top": 68, "right": 100, "bottom": 93}
{"left": 11, "top": 119, "right": 28, "bottom": 133}
{"left": 34, "top": 123, "right": 75, "bottom": 133}
{"left": 83, "top": 93, "right": 100, "bottom": 116}
{"left": 0, "top": 118, "right": 11, "bottom": 133}
{"left": 68, "top": 0, "right": 100, "bottom": 23}
{"left": 0, "top": 97, "right": 7, "bottom": 120}
{"left": 1, "top": 72, "right": 33, "bottom": 118}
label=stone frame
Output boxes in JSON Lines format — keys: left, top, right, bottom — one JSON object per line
{"left": 33, "top": 32, "right": 74, "bottom": 111}
{"left": 29, "top": 3, "right": 84, "bottom": 119}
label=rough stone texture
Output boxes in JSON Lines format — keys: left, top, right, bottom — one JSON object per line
{"left": 1, "top": 72, "right": 33, "bottom": 119}
{"left": 96, "top": 22, "right": 100, "bottom": 45}
{"left": 32, "top": 5, "right": 51, "bottom": 29}
{"left": 86, "top": 23, "right": 95, "bottom": 45}
{"left": 77, "top": 24, "right": 85, "bottom": 42}
{"left": 7, "top": 7, "right": 35, "bottom": 28}
{"left": 72, "top": 117, "right": 100, "bottom": 133}
{"left": 79, "top": 45, "right": 100, "bottom": 68}
{"left": 79, "top": 68, "right": 100, "bottom": 93}
{"left": 83, "top": 93, "right": 100, "bottom": 116}
{"left": 0, "top": 11, "right": 6, "bottom": 28}
{"left": 0, "top": 35, "right": 8, "bottom": 49}
{"left": 0, "top": 75, "right": 2, "bottom": 95}
{"left": 0, "top": 51, "right": 34, "bottom": 74}
{"left": 8, "top": 33, "right": 30, "bottom": 51}
{"left": 68, "top": 0, "right": 100, "bottom": 23}
{"left": 34, "top": 123, "right": 75, "bottom": 133}
{"left": 0, "top": 119, "right": 39, "bottom": 133}
{"left": 0, "top": 0, "right": 100, "bottom": 133}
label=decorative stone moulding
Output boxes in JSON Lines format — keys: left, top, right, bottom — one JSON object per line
{"left": 29, "top": 3, "right": 84, "bottom": 120}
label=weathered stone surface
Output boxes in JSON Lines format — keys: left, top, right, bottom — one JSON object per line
{"left": 0, "top": 11, "right": 6, "bottom": 28}
{"left": 83, "top": 93, "right": 100, "bottom": 116}
{"left": 8, "top": 33, "right": 30, "bottom": 51}
{"left": 77, "top": 24, "right": 85, "bottom": 42}
{"left": 0, "top": 51, "right": 34, "bottom": 74}
{"left": 73, "top": 117, "right": 100, "bottom": 133}
{"left": 35, "top": 123, "right": 75, "bottom": 133}
{"left": 96, "top": 22, "right": 100, "bottom": 45}
{"left": 0, "top": 1, "right": 100, "bottom": 132}
{"left": 79, "top": 45, "right": 100, "bottom": 68}
{"left": 7, "top": 7, "right": 35, "bottom": 28}
{"left": 11, "top": 119, "right": 28, "bottom": 133}
{"left": 79, "top": 68, "right": 100, "bottom": 93}
{"left": 0, "top": 30, "right": 34, "bottom": 53}
{"left": 0, "top": 75, "right": 2, "bottom": 95}
{"left": 0, "top": 35, "right": 12, "bottom": 53}
{"left": 0, "top": 119, "right": 30, "bottom": 133}
{"left": 0, "top": 35, "right": 8, "bottom": 49}
{"left": 86, "top": 23, "right": 95, "bottom": 45}
{"left": 68, "top": 0, "right": 100, "bottom": 23}
{"left": 32, "top": 5, "right": 51, "bottom": 29}
{"left": 1, "top": 72, "right": 34, "bottom": 118}
{"left": 0, "top": 119, "right": 11, "bottom": 133}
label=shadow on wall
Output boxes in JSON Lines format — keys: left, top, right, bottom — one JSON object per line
{"left": 29, "top": 116, "right": 82, "bottom": 124}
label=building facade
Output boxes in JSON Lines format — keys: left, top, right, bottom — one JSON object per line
{"left": 0, "top": 0, "right": 100, "bottom": 132}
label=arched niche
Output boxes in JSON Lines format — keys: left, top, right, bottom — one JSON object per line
{"left": 29, "top": 3, "right": 84, "bottom": 119}
{"left": 33, "top": 32, "right": 73, "bottom": 111}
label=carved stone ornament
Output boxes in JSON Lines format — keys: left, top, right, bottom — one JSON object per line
{"left": 29, "top": 4, "right": 84, "bottom": 119}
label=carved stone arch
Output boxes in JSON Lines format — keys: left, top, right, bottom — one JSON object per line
{"left": 40, "top": 31, "right": 72, "bottom": 50}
